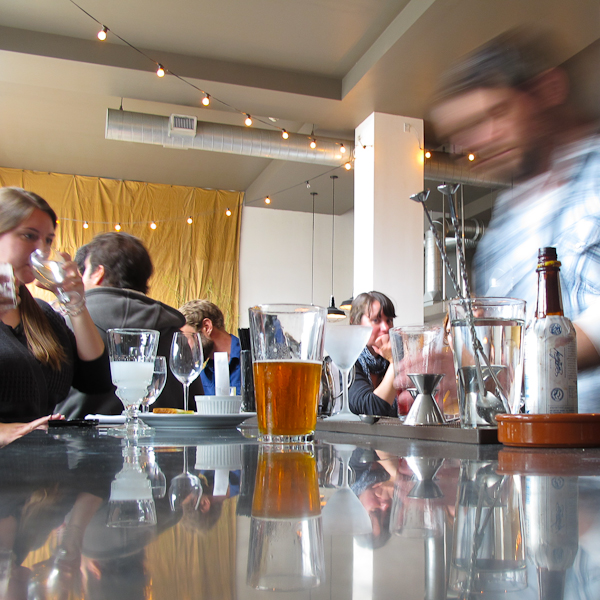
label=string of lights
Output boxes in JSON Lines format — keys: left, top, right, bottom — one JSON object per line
{"left": 67, "top": 0, "right": 354, "bottom": 157}
{"left": 52, "top": 160, "right": 349, "bottom": 230}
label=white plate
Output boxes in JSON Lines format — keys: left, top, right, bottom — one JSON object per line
{"left": 139, "top": 412, "right": 256, "bottom": 429}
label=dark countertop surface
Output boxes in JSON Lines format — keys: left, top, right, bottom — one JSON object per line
{"left": 1, "top": 421, "right": 599, "bottom": 599}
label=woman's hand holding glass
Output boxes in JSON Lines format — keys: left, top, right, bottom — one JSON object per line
{"left": 30, "top": 249, "right": 85, "bottom": 315}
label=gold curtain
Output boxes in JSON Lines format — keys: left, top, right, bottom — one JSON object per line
{"left": 0, "top": 167, "right": 243, "bottom": 331}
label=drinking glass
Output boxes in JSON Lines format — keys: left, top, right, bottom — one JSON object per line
{"left": 0, "top": 263, "right": 18, "bottom": 310}
{"left": 324, "top": 324, "right": 372, "bottom": 422}
{"left": 107, "top": 328, "right": 159, "bottom": 436}
{"left": 247, "top": 445, "right": 324, "bottom": 591}
{"left": 107, "top": 462, "right": 157, "bottom": 527}
{"left": 30, "top": 248, "right": 82, "bottom": 309}
{"left": 249, "top": 304, "right": 326, "bottom": 443}
{"left": 170, "top": 332, "right": 203, "bottom": 411}
{"left": 321, "top": 444, "right": 372, "bottom": 535}
{"left": 449, "top": 298, "right": 526, "bottom": 428}
{"left": 141, "top": 356, "right": 167, "bottom": 413}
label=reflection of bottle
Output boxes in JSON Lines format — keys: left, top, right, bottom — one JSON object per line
{"left": 524, "top": 247, "right": 577, "bottom": 414}
{"left": 524, "top": 475, "right": 578, "bottom": 600}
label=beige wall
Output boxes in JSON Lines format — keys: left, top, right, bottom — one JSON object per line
{"left": 238, "top": 205, "right": 354, "bottom": 327}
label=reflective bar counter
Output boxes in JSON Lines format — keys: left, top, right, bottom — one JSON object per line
{"left": 1, "top": 422, "right": 600, "bottom": 600}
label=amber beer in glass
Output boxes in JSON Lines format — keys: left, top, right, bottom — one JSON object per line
{"left": 249, "top": 304, "right": 326, "bottom": 443}
{"left": 252, "top": 446, "right": 321, "bottom": 518}
{"left": 248, "top": 446, "right": 324, "bottom": 591}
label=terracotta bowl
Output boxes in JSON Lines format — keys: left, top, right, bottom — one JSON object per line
{"left": 496, "top": 413, "right": 600, "bottom": 448}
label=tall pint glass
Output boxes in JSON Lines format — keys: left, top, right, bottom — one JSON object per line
{"left": 449, "top": 298, "right": 525, "bottom": 428}
{"left": 249, "top": 304, "right": 326, "bottom": 443}
{"left": 247, "top": 446, "right": 324, "bottom": 591}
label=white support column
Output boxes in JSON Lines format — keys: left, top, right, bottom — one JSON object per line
{"left": 354, "top": 112, "right": 424, "bottom": 325}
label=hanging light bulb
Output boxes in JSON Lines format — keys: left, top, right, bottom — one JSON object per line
{"left": 310, "top": 138, "right": 317, "bottom": 149}
{"left": 340, "top": 143, "right": 346, "bottom": 154}
{"left": 306, "top": 181, "right": 311, "bottom": 189}
{"left": 225, "top": 208, "right": 232, "bottom": 217}
{"left": 202, "top": 94, "right": 210, "bottom": 106}
{"left": 281, "top": 130, "right": 289, "bottom": 140}
{"left": 468, "top": 153, "right": 475, "bottom": 161}
{"left": 97, "top": 26, "right": 108, "bottom": 41}
{"left": 244, "top": 114, "right": 253, "bottom": 126}
{"left": 115, "top": 223, "right": 122, "bottom": 232}
{"left": 187, "top": 216, "right": 193, "bottom": 225}
{"left": 425, "top": 150, "right": 432, "bottom": 159}
{"left": 156, "top": 64, "right": 165, "bottom": 77}
{"left": 344, "top": 162, "right": 352, "bottom": 170}
{"left": 150, "top": 221, "right": 157, "bottom": 230}
{"left": 83, "top": 221, "right": 89, "bottom": 230}
{"left": 264, "top": 196, "right": 271, "bottom": 205}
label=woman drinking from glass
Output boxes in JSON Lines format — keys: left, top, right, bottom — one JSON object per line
{"left": 0, "top": 187, "right": 111, "bottom": 422}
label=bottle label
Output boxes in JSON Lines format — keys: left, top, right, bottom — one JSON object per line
{"left": 524, "top": 316, "right": 578, "bottom": 414}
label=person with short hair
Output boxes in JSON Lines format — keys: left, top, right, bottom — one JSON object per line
{"left": 430, "top": 30, "right": 600, "bottom": 412}
{"left": 348, "top": 291, "right": 397, "bottom": 416}
{"left": 56, "top": 232, "right": 203, "bottom": 417}
{"left": 0, "top": 187, "right": 111, "bottom": 422}
{"left": 179, "top": 300, "right": 241, "bottom": 395}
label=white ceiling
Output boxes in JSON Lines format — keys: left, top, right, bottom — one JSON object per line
{"left": 1, "top": 0, "right": 599, "bottom": 214}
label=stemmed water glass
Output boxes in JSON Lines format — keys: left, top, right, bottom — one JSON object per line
{"left": 107, "top": 328, "right": 159, "bottom": 436}
{"left": 170, "top": 332, "right": 203, "bottom": 411}
{"left": 324, "top": 324, "right": 372, "bottom": 422}
{"left": 30, "top": 248, "right": 83, "bottom": 310}
{"left": 140, "top": 356, "right": 167, "bottom": 413}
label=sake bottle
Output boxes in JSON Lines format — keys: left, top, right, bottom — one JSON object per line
{"left": 524, "top": 247, "right": 577, "bottom": 413}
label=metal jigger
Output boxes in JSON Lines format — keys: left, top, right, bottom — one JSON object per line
{"left": 405, "top": 374, "right": 446, "bottom": 426}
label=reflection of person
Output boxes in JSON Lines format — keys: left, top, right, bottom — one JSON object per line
{"left": 348, "top": 292, "right": 397, "bottom": 416}
{"left": 179, "top": 300, "right": 241, "bottom": 395}
{"left": 430, "top": 31, "right": 600, "bottom": 412}
{"left": 57, "top": 232, "right": 204, "bottom": 417}
{"left": 350, "top": 449, "right": 396, "bottom": 548}
{"left": 0, "top": 187, "right": 110, "bottom": 422}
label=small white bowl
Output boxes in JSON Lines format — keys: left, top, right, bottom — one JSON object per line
{"left": 195, "top": 395, "right": 243, "bottom": 415}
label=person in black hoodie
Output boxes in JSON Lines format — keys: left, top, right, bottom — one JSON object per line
{"left": 56, "top": 233, "right": 204, "bottom": 418}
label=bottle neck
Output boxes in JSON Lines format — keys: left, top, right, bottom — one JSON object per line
{"left": 535, "top": 266, "right": 564, "bottom": 318}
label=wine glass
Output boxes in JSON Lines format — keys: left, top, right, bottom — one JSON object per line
{"left": 321, "top": 444, "right": 372, "bottom": 535}
{"left": 169, "top": 447, "right": 202, "bottom": 511}
{"left": 324, "top": 324, "right": 372, "bottom": 422}
{"left": 107, "top": 328, "right": 159, "bottom": 436}
{"left": 30, "top": 248, "right": 82, "bottom": 308}
{"left": 170, "top": 332, "right": 203, "bottom": 411}
{"left": 141, "top": 356, "right": 167, "bottom": 413}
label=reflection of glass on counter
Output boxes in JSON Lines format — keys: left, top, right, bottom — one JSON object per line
{"left": 450, "top": 461, "right": 526, "bottom": 595}
{"left": 247, "top": 445, "right": 324, "bottom": 591}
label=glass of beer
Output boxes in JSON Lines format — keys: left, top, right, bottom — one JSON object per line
{"left": 247, "top": 446, "right": 324, "bottom": 591}
{"left": 249, "top": 304, "right": 326, "bottom": 443}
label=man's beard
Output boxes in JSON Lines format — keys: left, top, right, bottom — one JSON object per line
{"left": 200, "top": 332, "right": 215, "bottom": 359}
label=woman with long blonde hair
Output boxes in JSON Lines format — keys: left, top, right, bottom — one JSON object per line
{"left": 0, "top": 187, "right": 111, "bottom": 422}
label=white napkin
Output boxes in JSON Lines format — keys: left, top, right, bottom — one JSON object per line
{"left": 85, "top": 414, "right": 126, "bottom": 424}
{"left": 214, "top": 352, "right": 230, "bottom": 396}
{"left": 213, "top": 469, "right": 230, "bottom": 497}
